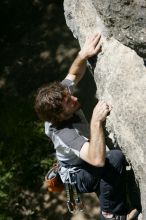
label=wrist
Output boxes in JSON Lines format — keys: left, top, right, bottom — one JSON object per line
{"left": 78, "top": 50, "right": 88, "bottom": 61}
{"left": 91, "top": 120, "right": 102, "bottom": 129}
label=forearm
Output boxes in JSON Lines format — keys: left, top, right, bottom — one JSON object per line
{"left": 65, "top": 33, "right": 101, "bottom": 84}
{"left": 88, "top": 120, "right": 106, "bottom": 166}
{"left": 67, "top": 53, "right": 87, "bottom": 84}
{"left": 80, "top": 101, "right": 111, "bottom": 166}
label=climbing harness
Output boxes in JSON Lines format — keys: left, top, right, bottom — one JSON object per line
{"left": 45, "top": 163, "right": 85, "bottom": 213}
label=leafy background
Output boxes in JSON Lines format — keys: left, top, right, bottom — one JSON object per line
{"left": 0, "top": 0, "right": 98, "bottom": 219}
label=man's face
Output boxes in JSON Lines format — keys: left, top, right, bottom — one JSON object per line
{"left": 59, "top": 92, "right": 80, "bottom": 121}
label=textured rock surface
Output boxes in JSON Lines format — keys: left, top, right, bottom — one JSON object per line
{"left": 64, "top": 0, "right": 146, "bottom": 219}
{"left": 92, "top": 0, "right": 146, "bottom": 59}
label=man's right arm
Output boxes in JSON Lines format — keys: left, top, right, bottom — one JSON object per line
{"left": 80, "top": 101, "right": 112, "bottom": 167}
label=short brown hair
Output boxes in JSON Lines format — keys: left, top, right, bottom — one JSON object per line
{"left": 34, "top": 81, "right": 67, "bottom": 124}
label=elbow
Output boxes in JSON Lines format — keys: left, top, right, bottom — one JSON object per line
{"left": 91, "top": 158, "right": 105, "bottom": 167}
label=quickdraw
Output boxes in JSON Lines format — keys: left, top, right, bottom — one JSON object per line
{"left": 65, "top": 183, "right": 76, "bottom": 213}
{"left": 65, "top": 173, "right": 85, "bottom": 214}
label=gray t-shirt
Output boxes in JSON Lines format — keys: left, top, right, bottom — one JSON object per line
{"left": 45, "top": 79, "right": 90, "bottom": 182}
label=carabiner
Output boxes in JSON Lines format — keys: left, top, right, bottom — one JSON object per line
{"left": 66, "top": 201, "right": 76, "bottom": 214}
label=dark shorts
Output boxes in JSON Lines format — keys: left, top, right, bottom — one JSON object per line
{"left": 74, "top": 150, "right": 127, "bottom": 214}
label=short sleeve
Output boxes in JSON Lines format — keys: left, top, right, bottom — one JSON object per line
{"left": 55, "top": 127, "right": 88, "bottom": 152}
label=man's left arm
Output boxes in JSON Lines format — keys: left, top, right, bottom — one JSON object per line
{"left": 65, "top": 33, "right": 101, "bottom": 85}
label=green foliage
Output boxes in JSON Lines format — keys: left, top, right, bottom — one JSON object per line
{"left": 0, "top": 98, "right": 55, "bottom": 219}
{"left": 0, "top": 0, "right": 78, "bottom": 219}
{"left": 0, "top": 215, "right": 13, "bottom": 220}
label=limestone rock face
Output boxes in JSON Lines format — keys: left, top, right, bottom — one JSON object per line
{"left": 64, "top": 0, "right": 146, "bottom": 219}
{"left": 92, "top": 0, "right": 146, "bottom": 59}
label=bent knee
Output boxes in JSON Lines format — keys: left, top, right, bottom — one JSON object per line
{"left": 106, "top": 149, "right": 125, "bottom": 171}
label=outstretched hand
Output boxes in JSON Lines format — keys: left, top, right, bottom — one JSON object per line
{"left": 79, "top": 33, "right": 101, "bottom": 60}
